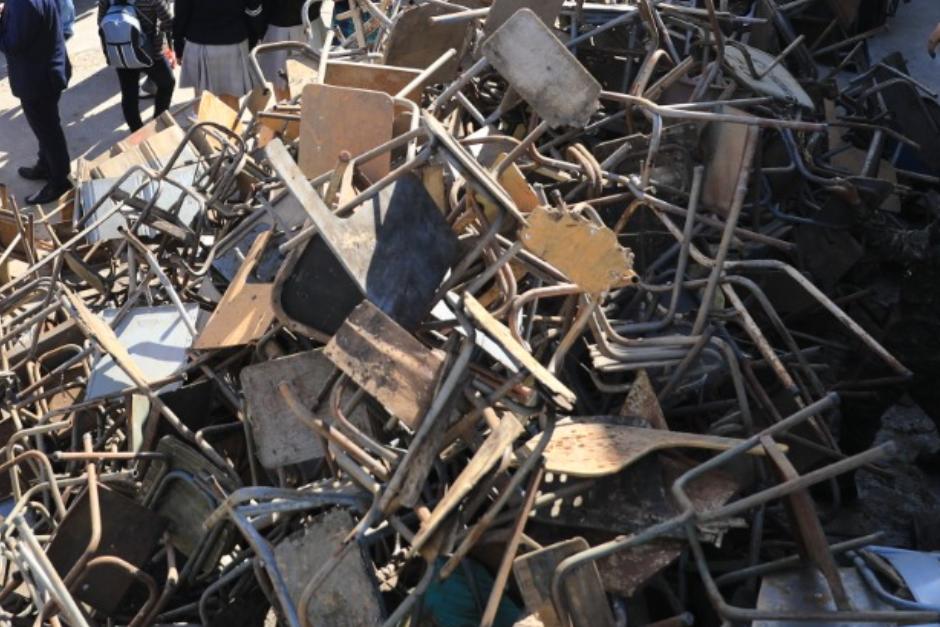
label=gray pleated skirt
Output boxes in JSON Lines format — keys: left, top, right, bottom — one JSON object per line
{"left": 180, "top": 40, "right": 264, "bottom": 98}
{"left": 258, "top": 21, "right": 329, "bottom": 91}
{"left": 258, "top": 24, "right": 307, "bottom": 91}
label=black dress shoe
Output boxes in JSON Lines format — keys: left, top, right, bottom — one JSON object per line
{"left": 25, "top": 180, "right": 71, "bottom": 205}
{"left": 17, "top": 163, "right": 49, "bottom": 181}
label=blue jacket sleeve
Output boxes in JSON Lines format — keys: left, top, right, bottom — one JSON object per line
{"left": 57, "top": 0, "right": 75, "bottom": 40}
{"left": 0, "top": 0, "right": 42, "bottom": 54}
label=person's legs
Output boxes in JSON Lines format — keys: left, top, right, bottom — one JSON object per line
{"left": 20, "top": 94, "right": 71, "bottom": 204}
{"left": 143, "top": 56, "right": 176, "bottom": 120}
{"left": 18, "top": 98, "right": 51, "bottom": 179}
{"left": 21, "top": 97, "right": 67, "bottom": 180}
{"left": 116, "top": 68, "right": 145, "bottom": 131}
{"left": 140, "top": 77, "right": 157, "bottom": 98}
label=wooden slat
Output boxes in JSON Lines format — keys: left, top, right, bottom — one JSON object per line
{"left": 527, "top": 422, "right": 770, "bottom": 478}
{"left": 383, "top": 3, "right": 470, "bottom": 83}
{"left": 463, "top": 293, "right": 576, "bottom": 409}
{"left": 521, "top": 205, "right": 635, "bottom": 294}
{"left": 194, "top": 231, "right": 274, "bottom": 349}
{"left": 325, "top": 301, "right": 445, "bottom": 428}
{"left": 299, "top": 83, "right": 394, "bottom": 183}
{"left": 481, "top": 9, "right": 600, "bottom": 127}
{"left": 483, "top": 0, "right": 564, "bottom": 35}
{"left": 513, "top": 537, "right": 615, "bottom": 627}
{"left": 325, "top": 61, "right": 424, "bottom": 103}
{"left": 410, "top": 413, "right": 524, "bottom": 553}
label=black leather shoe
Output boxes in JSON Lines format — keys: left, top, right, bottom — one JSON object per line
{"left": 25, "top": 181, "right": 71, "bottom": 205}
{"left": 17, "top": 163, "right": 49, "bottom": 181}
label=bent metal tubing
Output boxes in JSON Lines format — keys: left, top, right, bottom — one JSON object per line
{"left": 295, "top": 309, "right": 478, "bottom": 627}
{"left": 11, "top": 516, "right": 90, "bottom": 627}
{"left": 278, "top": 127, "right": 429, "bottom": 254}
{"left": 218, "top": 500, "right": 302, "bottom": 627}
{"left": 647, "top": 196, "right": 910, "bottom": 378}
{"left": 686, "top": 520, "right": 937, "bottom": 623}
{"left": 550, "top": 394, "right": 917, "bottom": 624}
{"left": 0, "top": 161, "right": 206, "bottom": 298}
{"left": 72, "top": 556, "right": 159, "bottom": 627}
{"left": 725, "top": 259, "right": 911, "bottom": 377}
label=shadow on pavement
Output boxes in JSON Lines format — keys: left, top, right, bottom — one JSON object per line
{"left": 60, "top": 62, "right": 127, "bottom": 159}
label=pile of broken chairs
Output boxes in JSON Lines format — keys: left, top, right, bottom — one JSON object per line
{"left": 0, "top": 0, "right": 939, "bottom": 625}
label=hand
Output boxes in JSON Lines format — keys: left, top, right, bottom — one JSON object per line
{"left": 929, "top": 22, "right": 940, "bottom": 58}
{"left": 163, "top": 47, "right": 177, "bottom": 69}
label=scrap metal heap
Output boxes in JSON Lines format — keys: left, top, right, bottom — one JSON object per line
{"left": 1, "top": 0, "right": 940, "bottom": 625}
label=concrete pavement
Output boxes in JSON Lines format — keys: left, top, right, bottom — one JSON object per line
{"left": 868, "top": 0, "right": 940, "bottom": 94}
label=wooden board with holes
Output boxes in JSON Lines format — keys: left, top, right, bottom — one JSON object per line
{"left": 246, "top": 86, "right": 271, "bottom": 116}
{"left": 410, "top": 413, "right": 524, "bottom": 554}
{"left": 526, "top": 422, "right": 771, "bottom": 478}
{"left": 194, "top": 231, "right": 274, "bottom": 349}
{"left": 597, "top": 538, "right": 684, "bottom": 598}
{"left": 513, "top": 537, "right": 615, "bottom": 627}
{"left": 325, "top": 301, "right": 445, "bottom": 428}
{"left": 593, "top": 456, "right": 738, "bottom": 596}
{"left": 299, "top": 83, "right": 394, "bottom": 183}
{"left": 521, "top": 205, "right": 635, "bottom": 294}
{"left": 325, "top": 61, "right": 424, "bottom": 103}
{"left": 463, "top": 293, "right": 576, "bottom": 409}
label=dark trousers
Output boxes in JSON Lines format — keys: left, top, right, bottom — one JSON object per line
{"left": 116, "top": 56, "right": 176, "bottom": 132}
{"left": 20, "top": 92, "right": 71, "bottom": 186}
